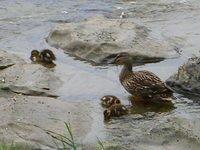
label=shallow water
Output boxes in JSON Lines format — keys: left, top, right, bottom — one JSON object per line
{"left": 0, "top": 0, "right": 200, "bottom": 149}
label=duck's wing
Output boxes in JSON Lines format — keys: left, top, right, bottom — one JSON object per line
{"left": 125, "top": 70, "right": 173, "bottom": 97}
{"left": 41, "top": 49, "right": 56, "bottom": 61}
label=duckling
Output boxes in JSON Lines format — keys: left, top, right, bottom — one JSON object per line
{"left": 30, "top": 49, "right": 56, "bottom": 63}
{"left": 104, "top": 104, "right": 128, "bottom": 121}
{"left": 101, "top": 95, "right": 121, "bottom": 108}
{"left": 109, "top": 52, "right": 174, "bottom": 103}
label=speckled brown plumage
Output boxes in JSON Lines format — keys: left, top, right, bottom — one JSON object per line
{"left": 111, "top": 52, "right": 174, "bottom": 102}
{"left": 101, "top": 95, "right": 121, "bottom": 108}
{"left": 30, "top": 49, "right": 56, "bottom": 63}
{"left": 103, "top": 104, "right": 128, "bottom": 121}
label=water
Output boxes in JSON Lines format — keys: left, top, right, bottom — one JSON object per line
{"left": 0, "top": 0, "right": 200, "bottom": 149}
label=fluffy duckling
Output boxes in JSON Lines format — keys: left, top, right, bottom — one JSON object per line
{"left": 104, "top": 104, "right": 128, "bottom": 121}
{"left": 101, "top": 95, "right": 121, "bottom": 108}
{"left": 30, "top": 49, "right": 56, "bottom": 63}
{"left": 109, "top": 52, "right": 174, "bottom": 103}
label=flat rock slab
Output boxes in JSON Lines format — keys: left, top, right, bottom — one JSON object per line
{"left": 0, "top": 95, "right": 94, "bottom": 149}
{"left": 46, "top": 16, "right": 178, "bottom": 65}
{"left": 0, "top": 63, "right": 62, "bottom": 97}
{"left": 0, "top": 50, "right": 25, "bottom": 70}
{"left": 166, "top": 57, "right": 200, "bottom": 96}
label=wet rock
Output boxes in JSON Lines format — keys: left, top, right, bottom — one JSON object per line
{"left": 0, "top": 62, "right": 61, "bottom": 97}
{"left": 105, "top": 112, "right": 200, "bottom": 150}
{"left": 0, "top": 50, "right": 24, "bottom": 70}
{"left": 166, "top": 57, "right": 200, "bottom": 96}
{"left": 46, "top": 16, "right": 178, "bottom": 65}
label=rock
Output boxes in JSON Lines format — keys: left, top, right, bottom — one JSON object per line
{"left": 0, "top": 63, "right": 61, "bottom": 97}
{"left": 46, "top": 16, "right": 178, "bottom": 65}
{"left": 0, "top": 50, "right": 25, "bottom": 70}
{"left": 0, "top": 50, "right": 100, "bottom": 149}
{"left": 166, "top": 57, "right": 200, "bottom": 96}
{"left": 0, "top": 95, "right": 94, "bottom": 149}
{"left": 104, "top": 113, "right": 200, "bottom": 150}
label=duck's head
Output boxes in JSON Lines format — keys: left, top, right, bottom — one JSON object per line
{"left": 101, "top": 95, "right": 121, "bottom": 108}
{"left": 101, "top": 95, "right": 120, "bottom": 103}
{"left": 103, "top": 109, "right": 111, "bottom": 121}
{"left": 30, "top": 50, "right": 40, "bottom": 62}
{"left": 109, "top": 52, "right": 131, "bottom": 65}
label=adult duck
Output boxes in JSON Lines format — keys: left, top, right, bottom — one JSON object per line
{"left": 110, "top": 52, "right": 174, "bottom": 103}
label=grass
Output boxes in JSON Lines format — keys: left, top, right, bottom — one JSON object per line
{"left": 0, "top": 122, "right": 105, "bottom": 150}
{"left": 45, "top": 122, "right": 77, "bottom": 150}
{"left": 45, "top": 122, "right": 106, "bottom": 150}
{"left": 0, "top": 143, "right": 28, "bottom": 150}
{"left": 97, "top": 137, "right": 105, "bottom": 150}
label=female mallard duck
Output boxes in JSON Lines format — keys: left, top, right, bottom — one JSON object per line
{"left": 104, "top": 104, "right": 128, "bottom": 121}
{"left": 110, "top": 52, "right": 174, "bottom": 102}
{"left": 101, "top": 95, "right": 121, "bottom": 108}
{"left": 30, "top": 49, "right": 56, "bottom": 63}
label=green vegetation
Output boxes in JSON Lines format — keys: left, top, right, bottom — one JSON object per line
{"left": 45, "top": 122, "right": 77, "bottom": 150}
{"left": 0, "top": 122, "right": 106, "bottom": 150}
{"left": 0, "top": 143, "right": 28, "bottom": 150}
{"left": 45, "top": 122, "right": 106, "bottom": 150}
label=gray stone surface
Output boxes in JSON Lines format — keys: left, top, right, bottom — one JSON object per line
{"left": 0, "top": 50, "right": 24, "bottom": 70}
{"left": 0, "top": 51, "right": 96, "bottom": 149}
{"left": 46, "top": 16, "right": 178, "bottom": 65}
{"left": 166, "top": 57, "right": 200, "bottom": 96}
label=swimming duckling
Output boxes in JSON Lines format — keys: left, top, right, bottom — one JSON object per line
{"left": 104, "top": 104, "right": 128, "bottom": 121}
{"left": 30, "top": 49, "right": 56, "bottom": 63}
{"left": 101, "top": 95, "right": 121, "bottom": 108}
{"left": 109, "top": 52, "right": 174, "bottom": 103}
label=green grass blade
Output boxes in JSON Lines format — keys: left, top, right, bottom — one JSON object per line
{"left": 97, "top": 137, "right": 105, "bottom": 150}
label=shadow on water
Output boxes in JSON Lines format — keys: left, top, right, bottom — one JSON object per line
{"left": 127, "top": 96, "right": 175, "bottom": 115}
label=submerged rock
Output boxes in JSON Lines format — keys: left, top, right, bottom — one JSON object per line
{"left": 46, "top": 16, "right": 178, "bottom": 65}
{"left": 166, "top": 57, "right": 200, "bottom": 96}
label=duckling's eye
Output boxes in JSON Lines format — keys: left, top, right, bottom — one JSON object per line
{"left": 116, "top": 100, "right": 120, "bottom": 104}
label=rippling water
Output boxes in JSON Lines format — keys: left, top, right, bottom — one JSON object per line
{"left": 0, "top": 0, "right": 200, "bottom": 149}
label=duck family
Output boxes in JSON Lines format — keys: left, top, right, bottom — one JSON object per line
{"left": 101, "top": 52, "right": 174, "bottom": 121}
{"left": 29, "top": 49, "right": 174, "bottom": 121}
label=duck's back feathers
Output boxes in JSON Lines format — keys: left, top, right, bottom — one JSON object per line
{"left": 121, "top": 70, "right": 173, "bottom": 98}
{"left": 40, "top": 49, "right": 56, "bottom": 62}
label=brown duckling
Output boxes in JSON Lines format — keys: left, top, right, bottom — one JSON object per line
{"left": 104, "top": 104, "right": 128, "bottom": 121}
{"left": 110, "top": 52, "right": 174, "bottom": 103}
{"left": 30, "top": 49, "right": 56, "bottom": 63}
{"left": 101, "top": 95, "right": 121, "bottom": 108}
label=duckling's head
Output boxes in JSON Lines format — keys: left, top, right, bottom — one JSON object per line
{"left": 110, "top": 52, "right": 131, "bottom": 65}
{"left": 30, "top": 50, "right": 40, "bottom": 62}
{"left": 103, "top": 109, "right": 111, "bottom": 121}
